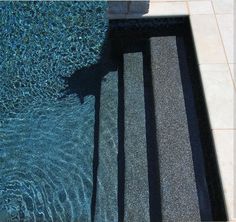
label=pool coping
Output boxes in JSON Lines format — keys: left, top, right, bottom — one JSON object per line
{"left": 108, "top": 0, "right": 235, "bottom": 221}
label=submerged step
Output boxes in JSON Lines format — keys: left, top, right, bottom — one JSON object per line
{"left": 150, "top": 37, "right": 201, "bottom": 221}
{"left": 123, "top": 52, "right": 150, "bottom": 222}
{"left": 95, "top": 70, "right": 118, "bottom": 222}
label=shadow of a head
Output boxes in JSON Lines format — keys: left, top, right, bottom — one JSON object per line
{"left": 59, "top": 35, "right": 120, "bottom": 103}
{"left": 60, "top": 45, "right": 117, "bottom": 103}
{"left": 61, "top": 63, "right": 103, "bottom": 104}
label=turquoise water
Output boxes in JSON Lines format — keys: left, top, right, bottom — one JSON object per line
{"left": 0, "top": 2, "right": 108, "bottom": 221}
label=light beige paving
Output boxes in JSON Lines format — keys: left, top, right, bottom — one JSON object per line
{"left": 229, "top": 64, "right": 235, "bottom": 84}
{"left": 216, "top": 14, "right": 234, "bottom": 63}
{"left": 152, "top": 0, "right": 186, "bottom": 1}
{"left": 190, "top": 14, "right": 227, "bottom": 64}
{"left": 148, "top": 1, "right": 188, "bottom": 16}
{"left": 188, "top": 1, "right": 214, "bottom": 14}
{"left": 212, "top": 0, "right": 234, "bottom": 14}
{"left": 199, "top": 64, "right": 235, "bottom": 129}
{"left": 212, "top": 130, "right": 235, "bottom": 220}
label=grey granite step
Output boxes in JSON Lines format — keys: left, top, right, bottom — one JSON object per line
{"left": 150, "top": 36, "right": 201, "bottom": 221}
{"left": 123, "top": 52, "right": 150, "bottom": 222}
{"left": 95, "top": 70, "right": 118, "bottom": 222}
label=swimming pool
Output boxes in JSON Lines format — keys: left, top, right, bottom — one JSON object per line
{"left": 0, "top": 2, "right": 226, "bottom": 222}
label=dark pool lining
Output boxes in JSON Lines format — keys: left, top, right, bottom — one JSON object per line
{"left": 143, "top": 39, "right": 162, "bottom": 222}
{"left": 176, "top": 36, "right": 213, "bottom": 220}
{"left": 109, "top": 17, "right": 227, "bottom": 221}
{"left": 117, "top": 53, "right": 125, "bottom": 222}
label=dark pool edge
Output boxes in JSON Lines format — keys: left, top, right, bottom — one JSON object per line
{"left": 176, "top": 35, "right": 213, "bottom": 221}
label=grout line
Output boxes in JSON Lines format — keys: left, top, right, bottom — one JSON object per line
{"left": 199, "top": 62, "right": 230, "bottom": 65}
{"left": 186, "top": 0, "right": 190, "bottom": 15}
{"left": 210, "top": 0, "right": 236, "bottom": 92}
{"left": 197, "top": 62, "right": 228, "bottom": 65}
{"left": 212, "top": 129, "right": 236, "bottom": 131}
{"left": 215, "top": 13, "right": 234, "bottom": 15}
{"left": 207, "top": 4, "right": 235, "bottom": 221}
{"left": 189, "top": 13, "right": 214, "bottom": 15}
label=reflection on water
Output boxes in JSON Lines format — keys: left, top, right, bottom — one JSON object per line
{"left": 0, "top": 96, "right": 95, "bottom": 221}
{"left": 0, "top": 1, "right": 108, "bottom": 221}
{"left": 0, "top": 1, "right": 107, "bottom": 119}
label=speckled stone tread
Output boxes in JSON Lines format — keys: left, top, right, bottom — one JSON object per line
{"left": 150, "top": 36, "right": 201, "bottom": 221}
{"left": 123, "top": 52, "right": 150, "bottom": 222}
{"left": 95, "top": 71, "right": 119, "bottom": 222}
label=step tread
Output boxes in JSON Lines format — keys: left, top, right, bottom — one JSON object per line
{"left": 123, "top": 52, "right": 150, "bottom": 222}
{"left": 150, "top": 36, "right": 201, "bottom": 221}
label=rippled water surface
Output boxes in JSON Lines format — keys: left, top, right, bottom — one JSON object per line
{"left": 0, "top": 1, "right": 108, "bottom": 221}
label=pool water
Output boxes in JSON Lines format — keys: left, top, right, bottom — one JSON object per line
{"left": 0, "top": 1, "right": 108, "bottom": 221}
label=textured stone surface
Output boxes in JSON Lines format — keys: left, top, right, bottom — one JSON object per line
{"left": 150, "top": 36, "right": 201, "bottom": 221}
{"left": 123, "top": 52, "right": 150, "bottom": 222}
{"left": 95, "top": 71, "right": 119, "bottom": 222}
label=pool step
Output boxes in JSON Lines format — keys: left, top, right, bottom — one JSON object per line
{"left": 95, "top": 70, "right": 119, "bottom": 222}
{"left": 150, "top": 36, "right": 201, "bottom": 221}
{"left": 94, "top": 37, "right": 208, "bottom": 221}
{"left": 123, "top": 52, "right": 150, "bottom": 222}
